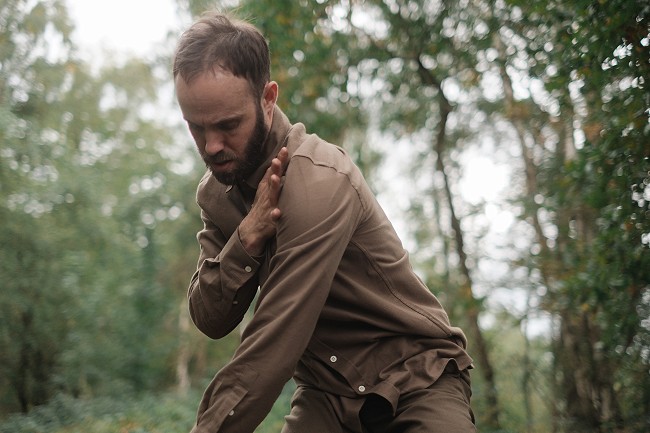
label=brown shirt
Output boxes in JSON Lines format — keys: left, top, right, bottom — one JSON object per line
{"left": 188, "top": 107, "right": 473, "bottom": 433}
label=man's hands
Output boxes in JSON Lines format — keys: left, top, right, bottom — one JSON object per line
{"left": 239, "top": 147, "right": 289, "bottom": 256}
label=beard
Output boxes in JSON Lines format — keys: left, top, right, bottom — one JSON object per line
{"left": 204, "top": 104, "right": 268, "bottom": 185}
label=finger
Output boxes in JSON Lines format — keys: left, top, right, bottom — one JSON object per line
{"left": 276, "top": 147, "right": 289, "bottom": 172}
{"left": 270, "top": 157, "right": 282, "bottom": 177}
{"left": 268, "top": 173, "right": 281, "bottom": 207}
{"left": 264, "top": 151, "right": 284, "bottom": 180}
{"left": 265, "top": 148, "right": 288, "bottom": 184}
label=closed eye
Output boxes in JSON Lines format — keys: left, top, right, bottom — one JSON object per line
{"left": 217, "top": 118, "right": 241, "bottom": 131}
{"left": 187, "top": 121, "right": 203, "bottom": 132}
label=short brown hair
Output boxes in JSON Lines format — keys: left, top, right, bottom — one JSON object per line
{"left": 173, "top": 12, "right": 270, "bottom": 99}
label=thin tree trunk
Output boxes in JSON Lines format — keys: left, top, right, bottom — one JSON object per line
{"left": 433, "top": 185, "right": 451, "bottom": 287}
{"left": 176, "top": 299, "right": 191, "bottom": 394}
{"left": 522, "top": 290, "right": 534, "bottom": 433}
{"left": 417, "top": 58, "right": 501, "bottom": 430}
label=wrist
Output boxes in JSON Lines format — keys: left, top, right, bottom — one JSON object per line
{"left": 238, "top": 225, "right": 265, "bottom": 257}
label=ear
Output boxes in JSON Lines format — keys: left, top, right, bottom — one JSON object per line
{"left": 261, "top": 81, "right": 278, "bottom": 121}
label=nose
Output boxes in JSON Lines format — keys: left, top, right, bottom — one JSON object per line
{"left": 204, "top": 130, "right": 225, "bottom": 156}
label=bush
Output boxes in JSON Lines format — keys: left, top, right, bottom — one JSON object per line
{"left": 0, "top": 383, "right": 295, "bottom": 433}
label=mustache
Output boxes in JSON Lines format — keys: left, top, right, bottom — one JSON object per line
{"left": 203, "top": 152, "right": 237, "bottom": 164}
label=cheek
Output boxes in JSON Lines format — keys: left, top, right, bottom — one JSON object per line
{"left": 228, "top": 135, "right": 248, "bottom": 155}
{"left": 231, "top": 124, "right": 253, "bottom": 148}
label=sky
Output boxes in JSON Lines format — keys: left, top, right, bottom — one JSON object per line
{"left": 66, "top": 0, "right": 183, "bottom": 61}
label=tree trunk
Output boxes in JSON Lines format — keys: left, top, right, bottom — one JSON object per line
{"left": 176, "top": 299, "right": 191, "bottom": 394}
{"left": 417, "top": 59, "right": 501, "bottom": 430}
{"left": 522, "top": 291, "right": 534, "bottom": 433}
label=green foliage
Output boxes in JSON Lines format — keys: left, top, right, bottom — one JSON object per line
{"left": 0, "top": 391, "right": 199, "bottom": 433}
{"left": 497, "top": 0, "right": 649, "bottom": 429}
{"left": 0, "top": 0, "right": 203, "bottom": 414}
{"left": 473, "top": 322, "right": 554, "bottom": 433}
{"left": 0, "top": 385, "right": 293, "bottom": 433}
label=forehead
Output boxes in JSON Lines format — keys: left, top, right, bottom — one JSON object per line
{"left": 175, "top": 68, "right": 254, "bottom": 120}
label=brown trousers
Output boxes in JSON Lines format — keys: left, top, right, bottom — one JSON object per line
{"left": 281, "top": 370, "right": 476, "bottom": 433}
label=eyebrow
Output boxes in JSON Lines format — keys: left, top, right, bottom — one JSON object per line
{"left": 184, "top": 114, "right": 243, "bottom": 128}
{"left": 214, "top": 115, "right": 242, "bottom": 127}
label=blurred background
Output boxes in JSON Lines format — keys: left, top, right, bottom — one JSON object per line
{"left": 0, "top": 0, "right": 648, "bottom": 432}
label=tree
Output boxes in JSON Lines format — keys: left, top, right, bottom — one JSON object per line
{"left": 1, "top": 0, "right": 202, "bottom": 412}
{"left": 492, "top": 0, "right": 649, "bottom": 430}
{"left": 1, "top": 0, "right": 78, "bottom": 412}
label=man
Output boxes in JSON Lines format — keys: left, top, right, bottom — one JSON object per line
{"left": 173, "top": 11, "right": 476, "bottom": 433}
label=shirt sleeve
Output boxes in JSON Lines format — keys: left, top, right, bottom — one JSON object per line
{"left": 187, "top": 209, "right": 262, "bottom": 339}
{"left": 191, "top": 153, "right": 366, "bottom": 433}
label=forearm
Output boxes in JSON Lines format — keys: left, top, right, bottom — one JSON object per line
{"left": 237, "top": 217, "right": 269, "bottom": 257}
{"left": 188, "top": 228, "right": 261, "bottom": 339}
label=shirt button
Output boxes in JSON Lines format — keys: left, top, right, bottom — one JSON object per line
{"left": 244, "top": 266, "right": 252, "bottom": 273}
{"left": 330, "top": 356, "right": 337, "bottom": 363}
{"left": 228, "top": 410, "right": 235, "bottom": 416}
{"left": 358, "top": 385, "right": 366, "bottom": 393}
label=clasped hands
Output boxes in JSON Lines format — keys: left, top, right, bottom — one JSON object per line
{"left": 239, "top": 147, "right": 289, "bottom": 256}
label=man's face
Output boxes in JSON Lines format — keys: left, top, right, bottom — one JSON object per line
{"left": 175, "top": 69, "right": 273, "bottom": 185}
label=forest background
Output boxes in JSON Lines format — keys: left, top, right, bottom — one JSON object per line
{"left": 1, "top": 0, "right": 648, "bottom": 432}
